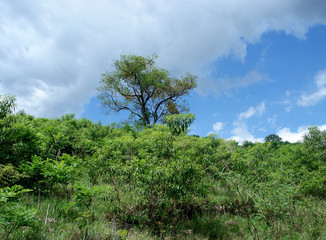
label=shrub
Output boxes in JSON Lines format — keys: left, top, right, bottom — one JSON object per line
{"left": 0, "top": 164, "right": 24, "bottom": 187}
{"left": 0, "top": 185, "right": 38, "bottom": 240}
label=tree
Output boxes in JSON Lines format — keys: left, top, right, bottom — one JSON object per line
{"left": 303, "top": 126, "right": 326, "bottom": 150}
{"left": 164, "top": 113, "right": 195, "bottom": 136}
{"left": 265, "top": 134, "right": 283, "bottom": 149}
{"left": 97, "top": 54, "right": 197, "bottom": 126}
{"left": 265, "top": 134, "right": 282, "bottom": 143}
{"left": 303, "top": 126, "right": 326, "bottom": 162}
{"left": 242, "top": 140, "right": 254, "bottom": 148}
{"left": 0, "top": 94, "right": 16, "bottom": 119}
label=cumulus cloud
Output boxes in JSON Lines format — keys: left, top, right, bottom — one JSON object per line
{"left": 298, "top": 70, "right": 326, "bottom": 106}
{"left": 239, "top": 102, "right": 265, "bottom": 120}
{"left": 277, "top": 127, "right": 306, "bottom": 143}
{"left": 213, "top": 122, "right": 224, "bottom": 132}
{"left": 1, "top": 0, "right": 326, "bottom": 117}
{"left": 230, "top": 102, "right": 266, "bottom": 143}
{"left": 277, "top": 124, "right": 326, "bottom": 143}
{"left": 207, "top": 121, "right": 224, "bottom": 135}
{"left": 230, "top": 121, "right": 264, "bottom": 144}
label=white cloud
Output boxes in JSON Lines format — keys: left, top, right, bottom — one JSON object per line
{"left": 267, "top": 114, "right": 277, "bottom": 128}
{"left": 197, "top": 71, "right": 268, "bottom": 96}
{"left": 278, "top": 91, "right": 294, "bottom": 112}
{"left": 1, "top": 0, "right": 326, "bottom": 117}
{"left": 207, "top": 121, "right": 224, "bottom": 135}
{"left": 277, "top": 127, "right": 307, "bottom": 143}
{"left": 230, "top": 121, "right": 264, "bottom": 144}
{"left": 239, "top": 102, "right": 265, "bottom": 120}
{"left": 239, "top": 107, "right": 256, "bottom": 120}
{"left": 213, "top": 122, "right": 224, "bottom": 132}
{"left": 298, "top": 69, "right": 326, "bottom": 106}
{"left": 230, "top": 102, "right": 266, "bottom": 144}
{"left": 277, "top": 124, "right": 326, "bottom": 143}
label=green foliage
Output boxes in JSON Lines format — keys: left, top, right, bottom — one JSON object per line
{"left": 131, "top": 156, "right": 207, "bottom": 201}
{"left": 242, "top": 140, "right": 254, "bottom": 148}
{"left": 20, "top": 155, "right": 48, "bottom": 190}
{"left": 265, "top": 134, "right": 283, "bottom": 149}
{"left": 0, "top": 115, "right": 40, "bottom": 166}
{"left": 0, "top": 94, "right": 16, "bottom": 119}
{"left": 164, "top": 113, "right": 195, "bottom": 136}
{"left": 20, "top": 154, "right": 82, "bottom": 199}
{"left": 301, "top": 166, "right": 326, "bottom": 198}
{"left": 0, "top": 185, "right": 38, "bottom": 240}
{"left": 304, "top": 126, "right": 326, "bottom": 148}
{"left": 98, "top": 54, "right": 197, "bottom": 126}
{"left": 0, "top": 204, "right": 39, "bottom": 240}
{"left": 65, "top": 184, "right": 112, "bottom": 239}
{"left": 188, "top": 216, "right": 231, "bottom": 240}
{"left": 0, "top": 164, "right": 24, "bottom": 187}
{"left": 1, "top": 109, "right": 326, "bottom": 239}
{"left": 304, "top": 126, "right": 326, "bottom": 161}
{"left": 116, "top": 156, "right": 208, "bottom": 232}
{"left": 265, "top": 134, "right": 282, "bottom": 143}
{"left": 43, "top": 154, "right": 82, "bottom": 200}
{"left": 0, "top": 185, "right": 32, "bottom": 204}
{"left": 68, "top": 184, "right": 112, "bottom": 211}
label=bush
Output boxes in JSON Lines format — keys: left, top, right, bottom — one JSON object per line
{"left": 0, "top": 164, "right": 24, "bottom": 187}
{"left": 0, "top": 185, "right": 38, "bottom": 240}
{"left": 120, "top": 156, "right": 208, "bottom": 232}
{"left": 0, "top": 116, "right": 40, "bottom": 166}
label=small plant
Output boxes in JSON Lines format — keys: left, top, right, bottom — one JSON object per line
{"left": 65, "top": 184, "right": 112, "bottom": 239}
{"left": 43, "top": 154, "right": 82, "bottom": 201}
{"left": 164, "top": 113, "right": 195, "bottom": 136}
{"left": 20, "top": 156, "right": 48, "bottom": 190}
{"left": 0, "top": 164, "right": 24, "bottom": 187}
{"left": 0, "top": 185, "right": 38, "bottom": 240}
{"left": 0, "top": 185, "right": 32, "bottom": 205}
{"left": 0, "top": 205, "right": 39, "bottom": 240}
{"left": 0, "top": 94, "right": 16, "bottom": 119}
{"left": 125, "top": 155, "right": 207, "bottom": 232}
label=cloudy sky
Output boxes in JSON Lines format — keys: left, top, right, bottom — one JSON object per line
{"left": 1, "top": 0, "right": 326, "bottom": 143}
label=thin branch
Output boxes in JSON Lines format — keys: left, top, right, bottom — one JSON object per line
{"left": 42, "top": 204, "right": 50, "bottom": 240}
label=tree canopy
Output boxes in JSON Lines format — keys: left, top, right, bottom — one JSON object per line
{"left": 265, "top": 134, "right": 282, "bottom": 143}
{"left": 97, "top": 54, "right": 197, "bottom": 126}
{"left": 0, "top": 94, "right": 16, "bottom": 119}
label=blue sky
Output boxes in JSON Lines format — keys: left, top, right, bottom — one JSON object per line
{"left": 84, "top": 26, "right": 326, "bottom": 142}
{"left": 191, "top": 27, "right": 326, "bottom": 142}
{"left": 1, "top": 0, "right": 326, "bottom": 143}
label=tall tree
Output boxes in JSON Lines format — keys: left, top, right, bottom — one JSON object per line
{"left": 0, "top": 94, "right": 16, "bottom": 119}
{"left": 97, "top": 54, "right": 197, "bottom": 126}
{"left": 265, "top": 134, "right": 282, "bottom": 143}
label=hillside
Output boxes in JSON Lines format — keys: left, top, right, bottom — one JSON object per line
{"left": 1, "top": 113, "right": 326, "bottom": 239}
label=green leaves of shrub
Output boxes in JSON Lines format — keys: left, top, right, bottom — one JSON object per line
{"left": 65, "top": 184, "right": 112, "bottom": 239}
{"left": 0, "top": 94, "right": 16, "bottom": 119}
{"left": 164, "top": 113, "right": 195, "bottom": 136}
{"left": 0, "top": 185, "right": 38, "bottom": 240}
{"left": 0, "top": 185, "right": 32, "bottom": 204}
{"left": 123, "top": 156, "right": 207, "bottom": 229}
{"left": 21, "top": 154, "right": 82, "bottom": 198}
{"left": 0, "top": 205, "right": 39, "bottom": 240}
{"left": 0, "top": 164, "right": 24, "bottom": 187}
{"left": 69, "top": 184, "right": 112, "bottom": 210}
{"left": 0, "top": 116, "right": 40, "bottom": 166}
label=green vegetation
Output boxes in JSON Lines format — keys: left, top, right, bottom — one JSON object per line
{"left": 97, "top": 54, "right": 197, "bottom": 126}
{"left": 1, "top": 109, "right": 326, "bottom": 239}
{"left": 1, "top": 70, "right": 326, "bottom": 239}
{"left": 0, "top": 93, "right": 16, "bottom": 119}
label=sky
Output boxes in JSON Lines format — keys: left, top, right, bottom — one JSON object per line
{"left": 1, "top": 0, "right": 326, "bottom": 143}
